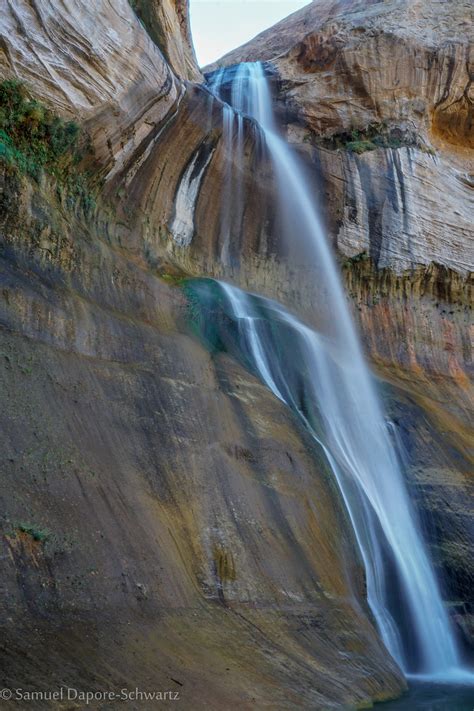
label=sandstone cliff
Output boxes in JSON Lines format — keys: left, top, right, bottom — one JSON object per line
{"left": 0, "top": 0, "right": 472, "bottom": 708}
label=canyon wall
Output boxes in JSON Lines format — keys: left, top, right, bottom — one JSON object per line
{"left": 0, "top": 0, "right": 472, "bottom": 707}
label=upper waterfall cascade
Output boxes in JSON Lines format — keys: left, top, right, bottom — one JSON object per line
{"left": 204, "top": 62, "right": 472, "bottom": 681}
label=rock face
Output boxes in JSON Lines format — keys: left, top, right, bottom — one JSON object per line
{"left": 0, "top": 1, "right": 405, "bottom": 708}
{"left": 0, "top": 0, "right": 184, "bottom": 177}
{"left": 211, "top": 0, "right": 473, "bottom": 270}
{"left": 0, "top": 0, "right": 472, "bottom": 707}
{"left": 131, "top": 0, "right": 201, "bottom": 81}
{"left": 0, "top": 173, "right": 404, "bottom": 708}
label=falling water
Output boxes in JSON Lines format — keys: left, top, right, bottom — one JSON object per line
{"left": 207, "top": 69, "right": 245, "bottom": 265}
{"left": 204, "top": 62, "right": 471, "bottom": 680}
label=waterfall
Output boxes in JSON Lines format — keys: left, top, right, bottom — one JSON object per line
{"left": 207, "top": 69, "right": 245, "bottom": 266}
{"left": 204, "top": 62, "right": 472, "bottom": 681}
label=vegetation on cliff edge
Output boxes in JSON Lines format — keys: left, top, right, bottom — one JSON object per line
{"left": 0, "top": 80, "right": 95, "bottom": 211}
{"left": 308, "top": 123, "right": 435, "bottom": 155}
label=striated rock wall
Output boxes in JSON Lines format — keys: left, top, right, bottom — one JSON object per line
{"left": 0, "top": 0, "right": 472, "bottom": 704}
{"left": 211, "top": 0, "right": 473, "bottom": 149}
{"left": 211, "top": 0, "right": 473, "bottom": 266}
{"left": 130, "top": 0, "right": 202, "bottom": 81}
{"left": 0, "top": 0, "right": 182, "bottom": 179}
{"left": 0, "top": 0, "right": 407, "bottom": 706}
{"left": 0, "top": 165, "right": 404, "bottom": 707}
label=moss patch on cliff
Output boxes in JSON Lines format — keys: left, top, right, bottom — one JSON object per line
{"left": 0, "top": 80, "right": 94, "bottom": 210}
{"left": 342, "top": 251, "right": 370, "bottom": 267}
{"left": 182, "top": 279, "right": 229, "bottom": 355}
{"left": 310, "top": 123, "right": 434, "bottom": 155}
{"left": 17, "top": 523, "right": 50, "bottom": 543}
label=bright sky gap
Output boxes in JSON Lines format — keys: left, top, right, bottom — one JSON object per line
{"left": 189, "top": 0, "right": 310, "bottom": 67}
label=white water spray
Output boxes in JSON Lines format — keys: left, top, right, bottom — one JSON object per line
{"left": 206, "top": 61, "right": 471, "bottom": 680}
{"left": 207, "top": 69, "right": 245, "bottom": 265}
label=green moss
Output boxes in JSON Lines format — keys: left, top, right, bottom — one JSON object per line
{"left": 310, "top": 122, "right": 434, "bottom": 155}
{"left": 160, "top": 272, "right": 187, "bottom": 286}
{"left": 343, "top": 251, "right": 370, "bottom": 268}
{"left": 345, "top": 139, "right": 377, "bottom": 154}
{"left": 0, "top": 80, "right": 95, "bottom": 211}
{"left": 17, "top": 523, "right": 49, "bottom": 542}
{"left": 0, "top": 131, "right": 39, "bottom": 178}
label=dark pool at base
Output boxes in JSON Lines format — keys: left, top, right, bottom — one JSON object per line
{"left": 377, "top": 683, "right": 474, "bottom": 710}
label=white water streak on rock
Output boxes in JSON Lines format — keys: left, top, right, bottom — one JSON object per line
{"left": 170, "top": 145, "right": 215, "bottom": 247}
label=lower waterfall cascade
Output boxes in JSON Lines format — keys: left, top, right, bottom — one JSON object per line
{"left": 200, "top": 61, "right": 474, "bottom": 682}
